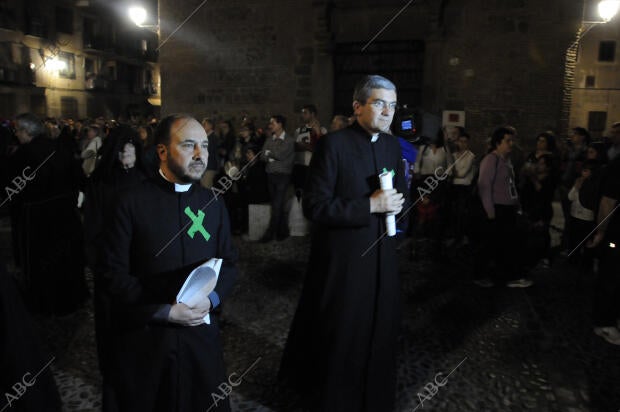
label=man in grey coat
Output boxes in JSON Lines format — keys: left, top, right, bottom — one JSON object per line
{"left": 260, "top": 114, "right": 295, "bottom": 241}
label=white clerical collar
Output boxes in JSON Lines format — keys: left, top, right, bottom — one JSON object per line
{"left": 371, "top": 133, "right": 379, "bottom": 143}
{"left": 159, "top": 169, "right": 192, "bottom": 192}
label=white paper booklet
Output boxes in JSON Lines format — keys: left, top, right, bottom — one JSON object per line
{"left": 176, "top": 258, "right": 222, "bottom": 324}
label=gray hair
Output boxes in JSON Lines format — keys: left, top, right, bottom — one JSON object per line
{"left": 15, "top": 113, "right": 45, "bottom": 138}
{"left": 352, "top": 75, "right": 397, "bottom": 104}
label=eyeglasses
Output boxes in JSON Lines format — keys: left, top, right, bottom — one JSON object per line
{"left": 369, "top": 99, "right": 397, "bottom": 111}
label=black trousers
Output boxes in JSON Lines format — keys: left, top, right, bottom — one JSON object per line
{"left": 473, "top": 204, "right": 522, "bottom": 282}
{"left": 451, "top": 184, "right": 471, "bottom": 241}
{"left": 567, "top": 216, "right": 596, "bottom": 268}
{"left": 592, "top": 239, "right": 620, "bottom": 327}
{"left": 292, "top": 164, "right": 308, "bottom": 193}
{"left": 267, "top": 173, "right": 291, "bottom": 237}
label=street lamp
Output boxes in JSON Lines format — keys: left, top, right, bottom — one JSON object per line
{"left": 572, "top": 0, "right": 620, "bottom": 47}
{"left": 598, "top": 0, "right": 620, "bottom": 21}
{"left": 128, "top": 5, "right": 148, "bottom": 27}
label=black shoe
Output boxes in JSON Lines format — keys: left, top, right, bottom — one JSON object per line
{"left": 276, "top": 233, "right": 289, "bottom": 241}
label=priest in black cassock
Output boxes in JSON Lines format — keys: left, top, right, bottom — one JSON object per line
{"left": 279, "top": 75, "right": 407, "bottom": 411}
{"left": 102, "top": 114, "right": 238, "bottom": 412}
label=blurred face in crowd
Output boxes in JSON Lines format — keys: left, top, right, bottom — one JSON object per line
{"left": 268, "top": 117, "right": 283, "bottom": 136}
{"left": 445, "top": 126, "right": 459, "bottom": 143}
{"left": 571, "top": 131, "right": 584, "bottom": 146}
{"left": 239, "top": 127, "right": 251, "bottom": 140}
{"left": 160, "top": 117, "right": 209, "bottom": 183}
{"left": 15, "top": 121, "right": 32, "bottom": 145}
{"left": 219, "top": 122, "right": 230, "bottom": 136}
{"left": 587, "top": 146, "right": 599, "bottom": 160}
{"left": 330, "top": 115, "right": 348, "bottom": 132}
{"left": 87, "top": 127, "right": 98, "bottom": 140}
{"left": 495, "top": 134, "right": 514, "bottom": 155}
{"left": 353, "top": 88, "right": 397, "bottom": 134}
{"left": 46, "top": 121, "right": 60, "bottom": 139}
{"left": 301, "top": 108, "right": 313, "bottom": 124}
{"left": 581, "top": 168, "right": 592, "bottom": 179}
{"left": 202, "top": 120, "right": 214, "bottom": 134}
{"left": 246, "top": 149, "right": 256, "bottom": 163}
{"left": 536, "top": 135, "right": 549, "bottom": 152}
{"left": 456, "top": 136, "right": 469, "bottom": 152}
{"left": 138, "top": 126, "right": 149, "bottom": 142}
{"left": 119, "top": 143, "right": 136, "bottom": 169}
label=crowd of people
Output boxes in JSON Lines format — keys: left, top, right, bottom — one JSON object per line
{"left": 0, "top": 72, "right": 618, "bottom": 412}
{"left": 402, "top": 122, "right": 620, "bottom": 347}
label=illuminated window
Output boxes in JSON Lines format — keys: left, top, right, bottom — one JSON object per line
{"left": 58, "top": 51, "right": 75, "bottom": 79}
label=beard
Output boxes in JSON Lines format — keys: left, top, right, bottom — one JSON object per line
{"left": 166, "top": 157, "right": 205, "bottom": 183}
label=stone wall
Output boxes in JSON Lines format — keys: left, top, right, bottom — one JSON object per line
{"left": 161, "top": 0, "right": 583, "bottom": 150}
{"left": 160, "top": 0, "right": 332, "bottom": 130}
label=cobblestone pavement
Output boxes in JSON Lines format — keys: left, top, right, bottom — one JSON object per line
{"left": 2, "top": 215, "right": 620, "bottom": 412}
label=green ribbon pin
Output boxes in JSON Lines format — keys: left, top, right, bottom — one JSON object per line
{"left": 382, "top": 168, "right": 395, "bottom": 178}
{"left": 184, "top": 206, "right": 211, "bottom": 242}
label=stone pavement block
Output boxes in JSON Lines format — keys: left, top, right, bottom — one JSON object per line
{"left": 248, "top": 203, "right": 271, "bottom": 241}
{"left": 555, "top": 387, "right": 578, "bottom": 403}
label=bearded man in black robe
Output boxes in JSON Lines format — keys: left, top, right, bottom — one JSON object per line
{"left": 280, "top": 75, "right": 407, "bottom": 411}
{"left": 102, "top": 114, "right": 237, "bottom": 411}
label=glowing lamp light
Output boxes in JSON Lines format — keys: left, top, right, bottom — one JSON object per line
{"left": 47, "top": 58, "right": 67, "bottom": 71}
{"left": 610, "top": 242, "right": 616, "bottom": 248}
{"left": 128, "top": 6, "right": 147, "bottom": 26}
{"left": 598, "top": 0, "right": 620, "bottom": 21}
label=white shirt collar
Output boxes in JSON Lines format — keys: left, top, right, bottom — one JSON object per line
{"left": 159, "top": 169, "right": 192, "bottom": 192}
{"left": 273, "top": 131, "right": 286, "bottom": 141}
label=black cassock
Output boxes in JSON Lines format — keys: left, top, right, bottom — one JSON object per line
{"left": 280, "top": 122, "right": 407, "bottom": 412}
{"left": 102, "top": 175, "right": 237, "bottom": 412}
{"left": 4, "top": 136, "right": 87, "bottom": 315}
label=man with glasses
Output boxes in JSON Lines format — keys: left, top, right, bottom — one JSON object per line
{"left": 280, "top": 75, "right": 406, "bottom": 411}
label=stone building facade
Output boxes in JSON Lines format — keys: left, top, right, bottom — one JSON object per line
{"left": 0, "top": 0, "right": 160, "bottom": 120}
{"left": 569, "top": 1, "right": 620, "bottom": 140}
{"left": 161, "top": 0, "right": 583, "bottom": 151}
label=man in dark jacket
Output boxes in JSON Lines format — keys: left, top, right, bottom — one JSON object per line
{"left": 280, "top": 75, "right": 406, "bottom": 412}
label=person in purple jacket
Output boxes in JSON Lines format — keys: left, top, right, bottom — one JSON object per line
{"left": 473, "top": 126, "right": 533, "bottom": 288}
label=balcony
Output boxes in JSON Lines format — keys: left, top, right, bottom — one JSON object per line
{"left": 85, "top": 74, "right": 110, "bottom": 90}
{"left": 0, "top": 64, "right": 37, "bottom": 86}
